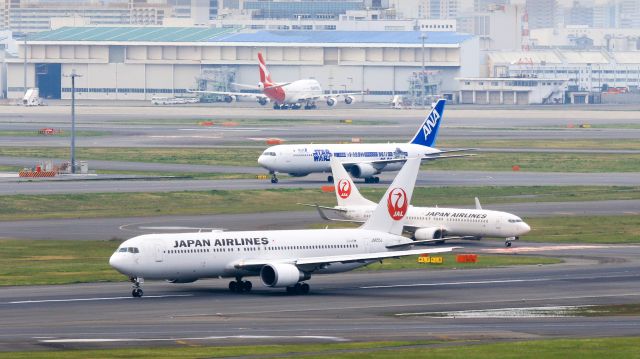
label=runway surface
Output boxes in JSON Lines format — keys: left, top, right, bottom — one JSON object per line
{"left": 1, "top": 242, "right": 640, "bottom": 351}
{"left": 1, "top": 170, "right": 639, "bottom": 195}
{"left": 1, "top": 199, "right": 638, "bottom": 241}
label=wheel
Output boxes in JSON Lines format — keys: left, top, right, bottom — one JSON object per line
{"left": 273, "top": 104, "right": 280, "bottom": 110}
{"left": 243, "top": 281, "right": 252, "bottom": 292}
{"left": 374, "top": 177, "right": 380, "bottom": 183}
{"left": 286, "top": 286, "right": 295, "bottom": 294}
{"left": 300, "top": 283, "right": 310, "bottom": 294}
{"left": 132, "top": 288, "right": 143, "bottom": 298}
{"left": 229, "top": 281, "right": 238, "bottom": 292}
{"left": 271, "top": 177, "right": 278, "bottom": 184}
{"left": 505, "top": 241, "right": 512, "bottom": 248}
{"left": 327, "top": 175, "right": 334, "bottom": 183}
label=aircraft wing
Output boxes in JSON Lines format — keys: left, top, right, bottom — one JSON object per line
{"left": 340, "top": 153, "right": 474, "bottom": 169}
{"left": 322, "top": 91, "right": 367, "bottom": 99}
{"left": 232, "top": 246, "right": 458, "bottom": 271}
{"left": 187, "top": 90, "right": 267, "bottom": 100}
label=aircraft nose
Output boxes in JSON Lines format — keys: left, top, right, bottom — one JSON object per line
{"left": 109, "top": 253, "right": 127, "bottom": 273}
{"left": 520, "top": 222, "right": 531, "bottom": 234}
{"left": 257, "top": 155, "right": 266, "bottom": 167}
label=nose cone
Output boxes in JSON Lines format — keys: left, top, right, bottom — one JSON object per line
{"left": 257, "top": 155, "right": 267, "bottom": 168}
{"left": 519, "top": 221, "right": 531, "bottom": 235}
{"left": 109, "top": 253, "right": 130, "bottom": 275}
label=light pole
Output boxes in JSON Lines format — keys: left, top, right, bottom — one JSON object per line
{"left": 420, "top": 32, "right": 428, "bottom": 107}
{"left": 65, "top": 69, "right": 82, "bottom": 173}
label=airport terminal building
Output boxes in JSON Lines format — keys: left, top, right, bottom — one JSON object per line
{"left": 7, "top": 27, "right": 479, "bottom": 101}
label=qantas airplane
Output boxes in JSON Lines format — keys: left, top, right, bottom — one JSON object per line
{"left": 258, "top": 99, "right": 471, "bottom": 183}
{"left": 307, "top": 159, "right": 531, "bottom": 247}
{"left": 191, "top": 52, "right": 362, "bottom": 110}
{"left": 109, "top": 158, "right": 457, "bottom": 298}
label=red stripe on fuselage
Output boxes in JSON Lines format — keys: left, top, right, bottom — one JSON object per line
{"left": 265, "top": 87, "right": 286, "bottom": 103}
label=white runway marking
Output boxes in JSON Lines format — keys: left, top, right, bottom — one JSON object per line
{"left": 360, "top": 278, "right": 550, "bottom": 289}
{"left": 40, "top": 335, "right": 348, "bottom": 343}
{"left": 482, "top": 244, "right": 611, "bottom": 254}
{"left": 137, "top": 226, "right": 223, "bottom": 231}
{"left": 8, "top": 294, "right": 192, "bottom": 305}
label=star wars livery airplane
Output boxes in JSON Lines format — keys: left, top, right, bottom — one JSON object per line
{"left": 109, "top": 158, "right": 457, "bottom": 297}
{"left": 306, "top": 159, "right": 531, "bottom": 247}
{"left": 258, "top": 99, "right": 471, "bottom": 183}
{"left": 191, "top": 52, "right": 362, "bottom": 110}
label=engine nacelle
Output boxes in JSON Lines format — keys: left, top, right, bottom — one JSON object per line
{"left": 349, "top": 163, "right": 379, "bottom": 179}
{"left": 167, "top": 278, "right": 198, "bottom": 284}
{"left": 224, "top": 95, "right": 235, "bottom": 103}
{"left": 260, "top": 263, "right": 308, "bottom": 287}
{"left": 258, "top": 97, "right": 269, "bottom": 106}
{"left": 326, "top": 97, "right": 337, "bottom": 106}
{"left": 344, "top": 95, "right": 355, "bottom": 105}
{"left": 414, "top": 227, "right": 447, "bottom": 241}
{"left": 257, "top": 82, "right": 265, "bottom": 90}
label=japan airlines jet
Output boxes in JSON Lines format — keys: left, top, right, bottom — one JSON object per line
{"left": 258, "top": 99, "right": 470, "bottom": 183}
{"left": 308, "top": 159, "right": 530, "bottom": 247}
{"left": 191, "top": 52, "right": 363, "bottom": 110}
{"left": 109, "top": 158, "right": 457, "bottom": 298}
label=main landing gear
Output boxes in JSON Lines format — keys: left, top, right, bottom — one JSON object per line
{"left": 327, "top": 175, "right": 334, "bottom": 183}
{"left": 229, "top": 277, "right": 253, "bottom": 293}
{"left": 364, "top": 177, "right": 380, "bottom": 184}
{"left": 286, "top": 282, "right": 310, "bottom": 295}
{"left": 270, "top": 171, "right": 278, "bottom": 184}
{"left": 130, "top": 276, "right": 144, "bottom": 298}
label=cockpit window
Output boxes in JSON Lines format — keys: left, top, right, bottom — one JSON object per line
{"left": 508, "top": 219, "right": 523, "bottom": 223}
{"left": 262, "top": 151, "right": 276, "bottom": 156}
{"left": 118, "top": 247, "right": 139, "bottom": 253}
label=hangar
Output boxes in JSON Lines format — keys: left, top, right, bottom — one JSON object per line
{"left": 7, "top": 26, "right": 479, "bottom": 101}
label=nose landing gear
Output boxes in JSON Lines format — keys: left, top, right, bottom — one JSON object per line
{"left": 270, "top": 172, "right": 278, "bottom": 184}
{"left": 130, "top": 277, "right": 144, "bottom": 298}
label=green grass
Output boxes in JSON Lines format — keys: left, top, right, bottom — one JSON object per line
{"left": 439, "top": 138, "right": 640, "bottom": 151}
{"left": 1, "top": 186, "right": 639, "bottom": 221}
{"left": 0, "top": 239, "right": 123, "bottom": 286}
{"left": 2, "top": 337, "right": 640, "bottom": 359}
{"left": 524, "top": 215, "right": 640, "bottom": 244}
{"left": 2, "top": 147, "right": 640, "bottom": 172}
{"left": 575, "top": 304, "right": 640, "bottom": 317}
{"left": 360, "top": 253, "right": 561, "bottom": 271}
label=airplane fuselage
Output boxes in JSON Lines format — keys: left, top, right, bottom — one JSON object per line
{"left": 110, "top": 229, "right": 409, "bottom": 282}
{"left": 265, "top": 79, "right": 323, "bottom": 105}
{"left": 258, "top": 143, "right": 440, "bottom": 176}
{"left": 339, "top": 205, "right": 531, "bottom": 239}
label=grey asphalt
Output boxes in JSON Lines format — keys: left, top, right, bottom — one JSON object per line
{"left": 1, "top": 200, "right": 638, "bottom": 241}
{"left": 1, "top": 170, "right": 639, "bottom": 195}
{"left": 1, "top": 245, "right": 640, "bottom": 351}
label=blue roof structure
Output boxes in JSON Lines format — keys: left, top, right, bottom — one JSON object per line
{"left": 219, "top": 31, "right": 472, "bottom": 45}
{"left": 29, "top": 27, "right": 472, "bottom": 45}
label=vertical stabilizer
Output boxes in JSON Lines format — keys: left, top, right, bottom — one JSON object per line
{"left": 257, "top": 52, "right": 273, "bottom": 86}
{"left": 329, "top": 158, "right": 376, "bottom": 207}
{"left": 360, "top": 158, "right": 421, "bottom": 235}
{"left": 474, "top": 197, "right": 482, "bottom": 210}
{"left": 408, "top": 99, "right": 446, "bottom": 147}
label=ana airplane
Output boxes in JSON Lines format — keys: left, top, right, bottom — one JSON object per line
{"left": 258, "top": 99, "right": 471, "bottom": 184}
{"left": 191, "top": 52, "right": 362, "bottom": 110}
{"left": 308, "top": 159, "right": 531, "bottom": 247}
{"left": 109, "top": 158, "right": 458, "bottom": 298}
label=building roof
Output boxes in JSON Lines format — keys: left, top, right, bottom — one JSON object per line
{"left": 218, "top": 31, "right": 472, "bottom": 45}
{"left": 28, "top": 27, "right": 472, "bottom": 45}
{"left": 29, "top": 27, "right": 237, "bottom": 42}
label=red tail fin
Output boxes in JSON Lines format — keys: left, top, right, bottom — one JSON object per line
{"left": 258, "top": 52, "right": 273, "bottom": 85}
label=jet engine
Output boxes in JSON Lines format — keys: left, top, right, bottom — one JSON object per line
{"left": 344, "top": 95, "right": 355, "bottom": 105}
{"left": 414, "top": 227, "right": 447, "bottom": 241}
{"left": 326, "top": 97, "right": 337, "bottom": 106}
{"left": 260, "top": 263, "right": 308, "bottom": 287}
{"left": 258, "top": 97, "right": 269, "bottom": 106}
{"left": 223, "top": 95, "right": 235, "bottom": 103}
{"left": 349, "top": 163, "right": 379, "bottom": 178}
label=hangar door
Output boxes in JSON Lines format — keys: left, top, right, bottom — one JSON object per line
{"left": 35, "top": 63, "right": 61, "bottom": 99}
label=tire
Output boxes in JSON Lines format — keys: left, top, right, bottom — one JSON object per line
{"left": 300, "top": 283, "right": 310, "bottom": 294}
{"left": 229, "top": 281, "right": 237, "bottom": 292}
{"left": 243, "top": 281, "right": 253, "bottom": 292}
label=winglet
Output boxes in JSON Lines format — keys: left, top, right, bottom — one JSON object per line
{"left": 329, "top": 158, "right": 376, "bottom": 207}
{"left": 409, "top": 99, "right": 446, "bottom": 147}
{"left": 360, "top": 158, "right": 421, "bottom": 235}
{"left": 475, "top": 197, "right": 482, "bottom": 210}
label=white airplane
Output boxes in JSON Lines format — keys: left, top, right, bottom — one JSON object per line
{"left": 109, "top": 158, "right": 458, "bottom": 298}
{"left": 258, "top": 99, "right": 471, "bottom": 183}
{"left": 307, "top": 159, "right": 531, "bottom": 247}
{"left": 191, "top": 52, "right": 362, "bottom": 110}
